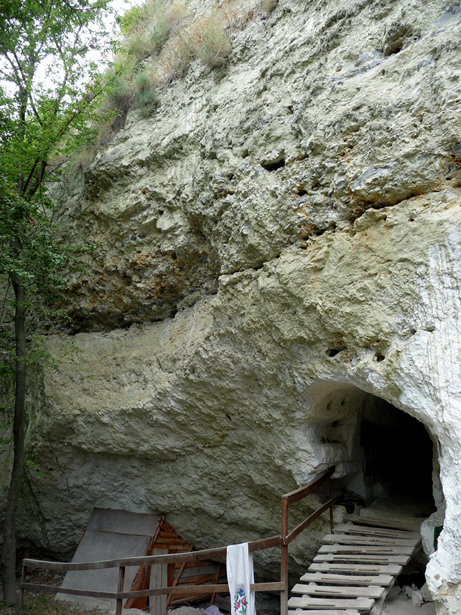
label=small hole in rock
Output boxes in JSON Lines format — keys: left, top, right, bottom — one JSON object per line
{"left": 409, "top": 217, "right": 415, "bottom": 222}
{"left": 261, "top": 158, "right": 285, "bottom": 171}
{"left": 297, "top": 187, "right": 307, "bottom": 196}
{"left": 327, "top": 347, "right": 346, "bottom": 357}
{"left": 375, "top": 352, "right": 385, "bottom": 362}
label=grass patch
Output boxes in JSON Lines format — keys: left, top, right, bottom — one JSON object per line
{"left": 198, "top": 16, "right": 231, "bottom": 68}
{"left": 121, "top": 0, "right": 186, "bottom": 63}
{"left": 133, "top": 69, "right": 158, "bottom": 117}
{"left": 72, "top": 0, "right": 264, "bottom": 168}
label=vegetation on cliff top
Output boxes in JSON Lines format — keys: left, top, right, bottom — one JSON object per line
{"left": 77, "top": 0, "right": 279, "bottom": 164}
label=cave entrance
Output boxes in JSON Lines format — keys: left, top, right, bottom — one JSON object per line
{"left": 310, "top": 384, "right": 436, "bottom": 515}
{"left": 356, "top": 396, "right": 434, "bottom": 508}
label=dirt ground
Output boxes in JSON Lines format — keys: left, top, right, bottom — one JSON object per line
{"left": 0, "top": 570, "right": 111, "bottom": 615}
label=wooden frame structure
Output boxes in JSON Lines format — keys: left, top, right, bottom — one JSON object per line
{"left": 19, "top": 466, "right": 339, "bottom": 615}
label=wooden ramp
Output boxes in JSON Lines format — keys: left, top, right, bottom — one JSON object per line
{"left": 288, "top": 514, "right": 421, "bottom": 615}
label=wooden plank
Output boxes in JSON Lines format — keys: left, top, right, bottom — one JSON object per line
{"left": 285, "top": 496, "right": 341, "bottom": 545}
{"left": 174, "top": 560, "right": 216, "bottom": 569}
{"left": 282, "top": 467, "right": 335, "bottom": 505}
{"left": 23, "top": 534, "right": 282, "bottom": 574}
{"left": 155, "top": 538, "right": 189, "bottom": 545}
{"left": 292, "top": 584, "right": 385, "bottom": 599}
{"left": 23, "top": 549, "right": 229, "bottom": 571}
{"left": 248, "top": 535, "right": 283, "bottom": 552}
{"left": 288, "top": 596, "right": 374, "bottom": 611}
{"left": 308, "top": 563, "right": 402, "bottom": 576}
{"left": 166, "top": 544, "right": 194, "bottom": 609}
{"left": 86, "top": 509, "right": 160, "bottom": 536}
{"left": 319, "top": 544, "right": 414, "bottom": 555}
{"left": 160, "top": 523, "right": 176, "bottom": 532}
{"left": 334, "top": 524, "right": 420, "bottom": 540}
{"left": 344, "top": 515, "right": 417, "bottom": 532}
{"left": 176, "top": 574, "right": 218, "bottom": 585}
{"left": 314, "top": 554, "right": 410, "bottom": 565}
{"left": 150, "top": 549, "right": 168, "bottom": 615}
{"left": 322, "top": 534, "right": 418, "bottom": 547}
{"left": 300, "top": 572, "right": 394, "bottom": 586}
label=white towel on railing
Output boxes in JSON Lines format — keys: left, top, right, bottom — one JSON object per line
{"left": 227, "top": 543, "right": 256, "bottom": 615}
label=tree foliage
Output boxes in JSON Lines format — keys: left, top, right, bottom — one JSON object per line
{"left": 0, "top": 0, "right": 116, "bottom": 604}
{"left": 0, "top": 0, "right": 116, "bottom": 193}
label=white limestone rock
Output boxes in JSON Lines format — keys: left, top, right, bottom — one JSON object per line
{"left": 3, "top": 0, "right": 461, "bottom": 613}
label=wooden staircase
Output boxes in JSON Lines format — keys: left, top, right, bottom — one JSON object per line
{"left": 288, "top": 514, "right": 422, "bottom": 615}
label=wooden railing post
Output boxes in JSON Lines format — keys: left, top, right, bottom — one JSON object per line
{"left": 17, "top": 561, "right": 25, "bottom": 613}
{"left": 115, "top": 566, "right": 125, "bottom": 615}
{"left": 328, "top": 474, "right": 333, "bottom": 533}
{"left": 280, "top": 497, "right": 289, "bottom": 615}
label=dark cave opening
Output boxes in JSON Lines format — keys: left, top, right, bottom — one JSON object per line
{"left": 360, "top": 397, "right": 434, "bottom": 502}
{"left": 310, "top": 384, "right": 436, "bottom": 512}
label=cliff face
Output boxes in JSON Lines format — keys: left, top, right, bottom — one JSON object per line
{"left": 5, "top": 0, "right": 461, "bottom": 611}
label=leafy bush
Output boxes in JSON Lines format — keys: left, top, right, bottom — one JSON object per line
{"left": 133, "top": 68, "right": 158, "bottom": 116}
{"left": 106, "top": 72, "right": 133, "bottom": 111}
{"left": 75, "top": 0, "right": 271, "bottom": 165}
{"left": 122, "top": 0, "right": 186, "bottom": 63}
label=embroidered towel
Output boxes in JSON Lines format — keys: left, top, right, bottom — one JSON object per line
{"left": 227, "top": 542, "right": 256, "bottom": 615}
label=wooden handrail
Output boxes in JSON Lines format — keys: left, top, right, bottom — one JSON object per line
{"left": 284, "top": 494, "right": 341, "bottom": 545}
{"left": 19, "top": 581, "right": 285, "bottom": 599}
{"left": 19, "top": 534, "right": 285, "bottom": 614}
{"left": 22, "top": 534, "right": 283, "bottom": 572}
{"left": 279, "top": 465, "right": 337, "bottom": 615}
{"left": 281, "top": 466, "right": 335, "bottom": 505}
{"left": 19, "top": 466, "right": 338, "bottom": 615}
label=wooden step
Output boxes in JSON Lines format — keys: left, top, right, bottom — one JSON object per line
{"left": 322, "top": 534, "right": 418, "bottom": 547}
{"left": 292, "top": 583, "right": 385, "bottom": 599}
{"left": 300, "top": 572, "right": 394, "bottom": 586}
{"left": 288, "top": 610, "right": 361, "bottom": 615}
{"left": 319, "top": 544, "right": 414, "bottom": 555}
{"left": 344, "top": 515, "right": 417, "bottom": 532}
{"left": 308, "top": 562, "right": 403, "bottom": 576}
{"left": 314, "top": 553, "right": 410, "bottom": 565}
{"left": 288, "top": 596, "right": 375, "bottom": 612}
{"left": 334, "top": 524, "right": 420, "bottom": 540}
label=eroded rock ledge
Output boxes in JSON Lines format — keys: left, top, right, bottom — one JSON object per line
{"left": 53, "top": 0, "right": 461, "bottom": 332}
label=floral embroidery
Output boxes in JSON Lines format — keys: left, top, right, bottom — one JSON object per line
{"left": 233, "top": 585, "right": 247, "bottom": 614}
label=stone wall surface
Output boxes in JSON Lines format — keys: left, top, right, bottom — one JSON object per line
{"left": 3, "top": 0, "right": 461, "bottom": 612}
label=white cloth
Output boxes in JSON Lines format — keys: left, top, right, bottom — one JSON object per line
{"left": 226, "top": 543, "right": 256, "bottom": 615}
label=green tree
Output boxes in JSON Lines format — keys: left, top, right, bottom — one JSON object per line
{"left": 0, "top": 0, "right": 115, "bottom": 604}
